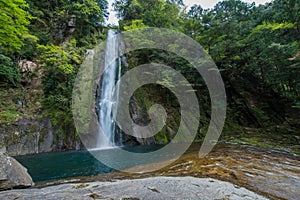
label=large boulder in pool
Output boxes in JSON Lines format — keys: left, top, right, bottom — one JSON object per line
{"left": 0, "top": 153, "right": 34, "bottom": 190}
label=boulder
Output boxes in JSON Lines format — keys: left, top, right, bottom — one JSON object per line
{"left": 0, "top": 154, "right": 34, "bottom": 190}
{"left": 19, "top": 60, "right": 37, "bottom": 73}
{"left": 0, "top": 146, "right": 6, "bottom": 155}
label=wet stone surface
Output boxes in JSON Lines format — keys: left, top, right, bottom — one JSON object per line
{"left": 4, "top": 143, "right": 300, "bottom": 200}
{"left": 0, "top": 177, "right": 268, "bottom": 200}
{"left": 59, "top": 143, "right": 299, "bottom": 200}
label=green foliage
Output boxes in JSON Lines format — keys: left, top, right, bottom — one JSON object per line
{"left": 253, "top": 22, "right": 295, "bottom": 32}
{"left": 37, "top": 44, "right": 80, "bottom": 75}
{"left": 116, "top": 0, "right": 300, "bottom": 143}
{"left": 37, "top": 39, "right": 82, "bottom": 133}
{"left": 0, "top": 0, "right": 108, "bottom": 148}
{"left": 124, "top": 20, "right": 147, "bottom": 31}
{"left": 115, "top": 0, "right": 183, "bottom": 29}
{"left": 182, "top": 0, "right": 300, "bottom": 99}
{"left": 1, "top": 0, "right": 299, "bottom": 147}
{"left": 0, "top": 54, "right": 21, "bottom": 86}
{"left": 67, "top": 0, "right": 105, "bottom": 45}
{"left": 0, "top": 87, "right": 24, "bottom": 129}
{"left": 0, "top": 0, "right": 35, "bottom": 53}
{"left": 26, "top": 0, "right": 106, "bottom": 46}
{"left": 0, "top": 110, "right": 22, "bottom": 125}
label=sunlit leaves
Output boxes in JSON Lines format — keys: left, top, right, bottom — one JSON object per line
{"left": 115, "top": 0, "right": 182, "bottom": 29}
{"left": 0, "top": 54, "right": 20, "bottom": 85}
{"left": 124, "top": 20, "right": 147, "bottom": 31}
{"left": 0, "top": 0, "right": 34, "bottom": 53}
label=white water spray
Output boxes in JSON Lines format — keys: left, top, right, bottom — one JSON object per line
{"left": 97, "top": 30, "right": 122, "bottom": 148}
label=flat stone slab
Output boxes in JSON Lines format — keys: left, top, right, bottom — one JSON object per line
{"left": 0, "top": 176, "right": 268, "bottom": 200}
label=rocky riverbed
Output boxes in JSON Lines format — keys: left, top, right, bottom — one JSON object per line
{"left": 0, "top": 176, "right": 268, "bottom": 200}
{"left": 35, "top": 143, "right": 298, "bottom": 200}
{"left": 1, "top": 143, "right": 299, "bottom": 200}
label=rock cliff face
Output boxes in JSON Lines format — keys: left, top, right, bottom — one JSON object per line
{"left": 126, "top": 96, "right": 156, "bottom": 145}
{"left": 0, "top": 61, "right": 54, "bottom": 156}
{"left": 2, "top": 118, "right": 54, "bottom": 156}
{"left": 0, "top": 60, "right": 81, "bottom": 156}
{"left": 0, "top": 153, "right": 34, "bottom": 190}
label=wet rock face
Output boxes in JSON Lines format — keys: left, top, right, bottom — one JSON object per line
{"left": 0, "top": 177, "right": 267, "bottom": 200}
{"left": 127, "top": 96, "right": 156, "bottom": 145}
{"left": 0, "top": 154, "right": 34, "bottom": 190}
{"left": 0, "top": 60, "right": 55, "bottom": 156}
{"left": 4, "top": 118, "right": 54, "bottom": 156}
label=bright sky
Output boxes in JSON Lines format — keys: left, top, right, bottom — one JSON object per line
{"left": 107, "top": 0, "right": 271, "bottom": 25}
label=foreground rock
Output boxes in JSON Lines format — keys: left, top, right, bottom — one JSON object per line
{"left": 0, "top": 177, "right": 267, "bottom": 200}
{"left": 0, "top": 154, "right": 34, "bottom": 190}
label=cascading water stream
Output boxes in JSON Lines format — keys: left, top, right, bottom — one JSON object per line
{"left": 97, "top": 30, "right": 122, "bottom": 149}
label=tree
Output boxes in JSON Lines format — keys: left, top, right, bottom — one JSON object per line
{"left": 37, "top": 39, "right": 82, "bottom": 134}
{"left": 0, "top": 0, "right": 33, "bottom": 53}
{"left": 114, "top": 0, "right": 183, "bottom": 29}
{"left": 26, "top": 0, "right": 107, "bottom": 46}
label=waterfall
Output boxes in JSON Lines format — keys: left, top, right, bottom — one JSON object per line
{"left": 97, "top": 30, "right": 122, "bottom": 149}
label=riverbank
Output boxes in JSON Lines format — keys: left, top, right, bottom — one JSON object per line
{"left": 221, "top": 125, "right": 300, "bottom": 155}
{"left": 0, "top": 176, "right": 268, "bottom": 200}
{"left": 30, "top": 143, "right": 300, "bottom": 200}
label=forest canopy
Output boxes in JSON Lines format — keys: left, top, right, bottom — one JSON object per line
{"left": 0, "top": 0, "right": 299, "bottom": 151}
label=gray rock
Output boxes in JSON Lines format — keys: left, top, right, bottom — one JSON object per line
{"left": 0, "top": 177, "right": 268, "bottom": 200}
{"left": 6, "top": 118, "right": 53, "bottom": 156}
{"left": 129, "top": 96, "right": 156, "bottom": 145}
{"left": 19, "top": 60, "right": 37, "bottom": 73}
{"left": 0, "top": 146, "right": 6, "bottom": 155}
{"left": 38, "top": 118, "right": 54, "bottom": 153}
{"left": 0, "top": 154, "right": 34, "bottom": 190}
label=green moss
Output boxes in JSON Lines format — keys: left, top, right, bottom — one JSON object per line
{"left": 154, "top": 126, "right": 169, "bottom": 143}
{"left": 221, "top": 124, "right": 300, "bottom": 155}
{"left": 73, "top": 183, "right": 89, "bottom": 189}
{"left": 291, "top": 149, "right": 300, "bottom": 155}
{"left": 0, "top": 110, "right": 22, "bottom": 125}
{"left": 250, "top": 107, "right": 270, "bottom": 123}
